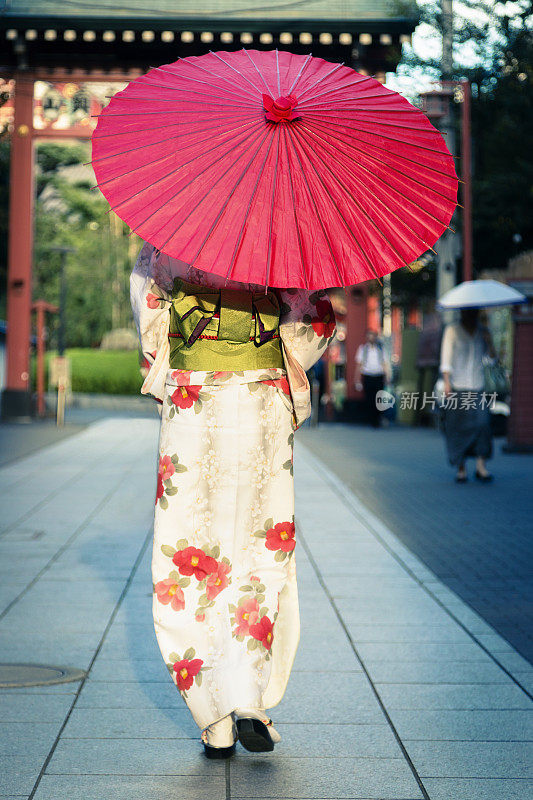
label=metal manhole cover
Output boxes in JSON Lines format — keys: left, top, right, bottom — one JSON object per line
{"left": 0, "top": 663, "right": 87, "bottom": 688}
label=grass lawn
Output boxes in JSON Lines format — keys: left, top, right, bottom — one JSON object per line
{"left": 34, "top": 349, "right": 144, "bottom": 395}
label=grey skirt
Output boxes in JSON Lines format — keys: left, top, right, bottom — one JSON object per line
{"left": 443, "top": 391, "right": 492, "bottom": 467}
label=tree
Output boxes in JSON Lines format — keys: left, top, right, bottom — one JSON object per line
{"left": 471, "top": 22, "right": 533, "bottom": 271}
{"left": 33, "top": 141, "right": 140, "bottom": 348}
{"left": 395, "top": 0, "right": 533, "bottom": 274}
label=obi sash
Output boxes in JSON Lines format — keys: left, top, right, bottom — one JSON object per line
{"left": 168, "top": 278, "right": 284, "bottom": 371}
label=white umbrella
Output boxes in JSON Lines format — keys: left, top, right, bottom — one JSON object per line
{"left": 437, "top": 279, "right": 527, "bottom": 309}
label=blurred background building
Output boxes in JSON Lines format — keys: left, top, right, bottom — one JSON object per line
{"left": 0, "top": 1, "right": 531, "bottom": 444}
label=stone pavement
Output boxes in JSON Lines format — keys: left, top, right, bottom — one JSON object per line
{"left": 0, "top": 395, "right": 158, "bottom": 468}
{"left": 0, "top": 417, "right": 532, "bottom": 800}
{"left": 300, "top": 423, "right": 533, "bottom": 665}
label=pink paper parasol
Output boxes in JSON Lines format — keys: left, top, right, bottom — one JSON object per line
{"left": 91, "top": 49, "right": 458, "bottom": 289}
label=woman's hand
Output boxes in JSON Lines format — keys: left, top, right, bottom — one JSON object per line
{"left": 443, "top": 375, "right": 452, "bottom": 396}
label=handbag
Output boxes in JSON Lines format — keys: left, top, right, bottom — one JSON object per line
{"left": 483, "top": 360, "right": 510, "bottom": 397}
{"left": 433, "top": 377, "right": 446, "bottom": 407}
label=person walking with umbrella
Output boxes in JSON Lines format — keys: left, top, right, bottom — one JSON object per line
{"left": 440, "top": 308, "right": 496, "bottom": 482}
{"left": 130, "top": 243, "right": 336, "bottom": 757}
{"left": 92, "top": 49, "right": 457, "bottom": 758}
{"left": 438, "top": 280, "right": 526, "bottom": 483}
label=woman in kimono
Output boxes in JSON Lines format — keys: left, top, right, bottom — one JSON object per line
{"left": 130, "top": 242, "right": 336, "bottom": 758}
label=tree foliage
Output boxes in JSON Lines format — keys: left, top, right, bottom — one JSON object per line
{"left": 398, "top": 0, "right": 533, "bottom": 273}
{"left": 471, "top": 21, "right": 533, "bottom": 271}
{"left": 32, "top": 142, "right": 140, "bottom": 348}
{"left": 0, "top": 134, "right": 139, "bottom": 343}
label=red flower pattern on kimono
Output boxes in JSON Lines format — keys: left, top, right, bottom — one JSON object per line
{"left": 249, "top": 615, "right": 274, "bottom": 650}
{"left": 262, "top": 376, "right": 291, "bottom": 396}
{"left": 205, "top": 561, "right": 231, "bottom": 600}
{"left": 155, "top": 473, "right": 164, "bottom": 503}
{"left": 311, "top": 299, "right": 336, "bottom": 338}
{"left": 146, "top": 292, "right": 161, "bottom": 309}
{"left": 154, "top": 578, "right": 185, "bottom": 611}
{"left": 265, "top": 521, "right": 296, "bottom": 552}
{"left": 158, "top": 455, "right": 175, "bottom": 481}
{"left": 234, "top": 597, "right": 260, "bottom": 636}
{"left": 173, "top": 546, "right": 218, "bottom": 580}
{"left": 170, "top": 370, "right": 193, "bottom": 383}
{"left": 170, "top": 385, "right": 201, "bottom": 409}
{"left": 173, "top": 657, "right": 203, "bottom": 690}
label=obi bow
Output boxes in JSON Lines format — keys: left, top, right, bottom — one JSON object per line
{"left": 170, "top": 278, "right": 280, "bottom": 346}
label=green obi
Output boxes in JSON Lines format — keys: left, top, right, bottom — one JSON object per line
{"left": 168, "top": 278, "right": 284, "bottom": 371}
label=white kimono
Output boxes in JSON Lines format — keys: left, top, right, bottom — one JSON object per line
{"left": 131, "top": 243, "right": 336, "bottom": 730}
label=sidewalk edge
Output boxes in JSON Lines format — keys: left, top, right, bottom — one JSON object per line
{"left": 297, "top": 441, "right": 533, "bottom": 696}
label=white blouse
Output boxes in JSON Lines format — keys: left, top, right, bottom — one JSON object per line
{"left": 439, "top": 322, "right": 488, "bottom": 391}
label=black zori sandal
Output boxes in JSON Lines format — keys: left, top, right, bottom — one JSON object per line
{"left": 203, "top": 741, "right": 236, "bottom": 759}
{"left": 236, "top": 717, "right": 275, "bottom": 753}
{"left": 201, "top": 726, "right": 236, "bottom": 759}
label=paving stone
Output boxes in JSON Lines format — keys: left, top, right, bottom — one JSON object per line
{"left": 492, "top": 652, "right": 533, "bottom": 673}
{"left": 335, "top": 595, "right": 450, "bottom": 615}
{"left": 435, "top": 602, "right": 500, "bottom": 637}
{"left": 0, "top": 683, "right": 80, "bottom": 695}
{"left": 273, "top": 673, "right": 385, "bottom": 724}
{"left": 88, "top": 657, "right": 170, "bottom": 683}
{"left": 62, "top": 707, "right": 197, "bottom": 739}
{"left": 272, "top": 723, "right": 402, "bottom": 759}
{"left": 0, "top": 694, "right": 74, "bottom": 723}
{"left": 405, "top": 740, "right": 533, "bottom": 778}
{"left": 0, "top": 795, "right": 31, "bottom": 799}
{"left": 325, "top": 575, "right": 420, "bottom": 594}
{"left": 0, "top": 755, "right": 43, "bottom": 794}
{"left": 46, "top": 737, "right": 224, "bottom": 775}
{"left": 299, "top": 426, "right": 533, "bottom": 665}
{"left": 374, "top": 683, "right": 532, "bottom": 710}
{"left": 512, "top": 672, "right": 533, "bottom": 694}
{"left": 97, "top": 631, "right": 161, "bottom": 661}
{"left": 76, "top": 680, "right": 183, "bottom": 709}
{"left": 347, "top": 623, "right": 475, "bottom": 644}
{"left": 387, "top": 708, "right": 533, "bottom": 741}
{"left": 229, "top": 757, "right": 423, "bottom": 799}
{"left": 292, "top": 630, "right": 360, "bottom": 672}
{"left": 474, "top": 633, "right": 516, "bottom": 654}
{"left": 354, "top": 641, "right": 500, "bottom": 662}
{"left": 0, "top": 643, "right": 97, "bottom": 667}
{"left": 365, "top": 659, "right": 509, "bottom": 684}
{"left": 423, "top": 777, "right": 533, "bottom": 800}
{"left": 319, "top": 562, "right": 412, "bottom": 578}
{"left": 0, "top": 722, "right": 59, "bottom": 756}
{"left": 32, "top": 774, "right": 227, "bottom": 800}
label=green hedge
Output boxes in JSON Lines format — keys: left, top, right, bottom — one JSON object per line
{"left": 32, "top": 349, "right": 144, "bottom": 395}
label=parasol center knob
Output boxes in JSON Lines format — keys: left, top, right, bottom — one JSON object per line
{"left": 273, "top": 97, "right": 292, "bottom": 112}
{"left": 262, "top": 93, "right": 299, "bottom": 123}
